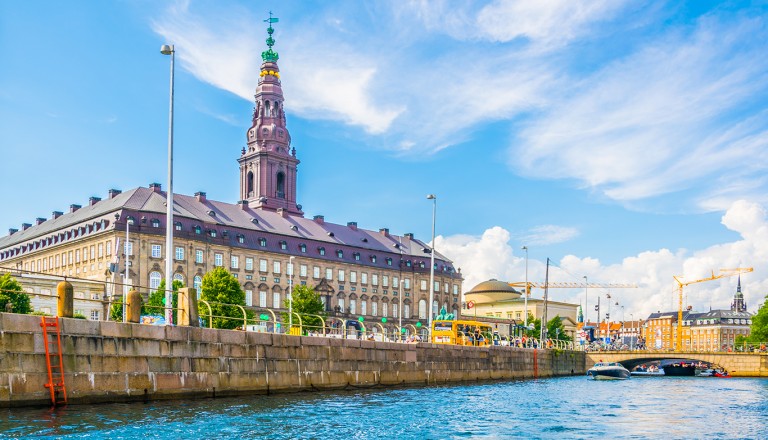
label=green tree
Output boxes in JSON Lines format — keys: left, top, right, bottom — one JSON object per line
{"left": 0, "top": 273, "right": 32, "bottom": 314}
{"left": 109, "top": 298, "right": 124, "bottom": 322}
{"left": 745, "top": 294, "right": 768, "bottom": 343}
{"left": 282, "top": 284, "right": 325, "bottom": 333}
{"left": 546, "top": 315, "right": 572, "bottom": 342}
{"left": 200, "top": 267, "right": 249, "bottom": 329}
{"left": 145, "top": 279, "right": 183, "bottom": 319}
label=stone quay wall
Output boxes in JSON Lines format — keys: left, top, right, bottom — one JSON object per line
{"left": 0, "top": 313, "right": 585, "bottom": 408}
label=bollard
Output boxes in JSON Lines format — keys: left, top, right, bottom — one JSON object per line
{"left": 126, "top": 290, "right": 143, "bottom": 323}
{"left": 177, "top": 287, "right": 199, "bottom": 327}
{"left": 57, "top": 280, "right": 74, "bottom": 318}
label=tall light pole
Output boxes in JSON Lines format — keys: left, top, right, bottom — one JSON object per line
{"left": 583, "top": 275, "right": 588, "bottom": 325}
{"left": 629, "top": 313, "right": 634, "bottom": 350}
{"left": 288, "top": 256, "right": 295, "bottom": 331}
{"left": 122, "top": 215, "right": 133, "bottom": 323}
{"left": 426, "top": 194, "right": 437, "bottom": 336}
{"left": 399, "top": 278, "right": 404, "bottom": 342}
{"left": 161, "top": 44, "right": 175, "bottom": 326}
{"left": 522, "top": 246, "right": 528, "bottom": 327}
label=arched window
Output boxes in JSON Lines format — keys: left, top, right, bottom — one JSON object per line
{"left": 149, "top": 271, "right": 162, "bottom": 291}
{"left": 276, "top": 172, "right": 285, "bottom": 199}
{"left": 273, "top": 287, "right": 282, "bottom": 309}
{"left": 247, "top": 171, "right": 254, "bottom": 196}
{"left": 173, "top": 273, "right": 184, "bottom": 286}
{"left": 418, "top": 299, "right": 427, "bottom": 319}
{"left": 265, "top": 100, "right": 271, "bottom": 116}
{"left": 193, "top": 275, "right": 202, "bottom": 292}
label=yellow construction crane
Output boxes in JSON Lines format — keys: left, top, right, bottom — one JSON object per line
{"left": 672, "top": 267, "right": 753, "bottom": 351}
{"left": 509, "top": 281, "right": 637, "bottom": 293}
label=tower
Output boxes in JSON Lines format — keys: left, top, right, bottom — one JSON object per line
{"left": 238, "top": 15, "right": 303, "bottom": 216}
{"left": 731, "top": 275, "right": 747, "bottom": 312}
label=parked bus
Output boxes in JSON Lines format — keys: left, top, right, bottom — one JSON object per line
{"left": 432, "top": 320, "right": 494, "bottom": 346}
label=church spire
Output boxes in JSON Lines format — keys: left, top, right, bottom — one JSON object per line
{"left": 731, "top": 275, "right": 747, "bottom": 312}
{"left": 238, "top": 14, "right": 303, "bottom": 216}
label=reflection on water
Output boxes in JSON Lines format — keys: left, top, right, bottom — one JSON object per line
{"left": 2, "top": 377, "right": 767, "bottom": 439}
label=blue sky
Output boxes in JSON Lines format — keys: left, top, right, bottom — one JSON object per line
{"left": 2, "top": 0, "right": 767, "bottom": 318}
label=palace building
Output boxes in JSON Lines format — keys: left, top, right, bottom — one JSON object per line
{"left": 0, "top": 22, "right": 463, "bottom": 328}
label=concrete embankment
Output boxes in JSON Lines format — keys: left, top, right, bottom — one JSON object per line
{"left": 0, "top": 313, "right": 585, "bottom": 408}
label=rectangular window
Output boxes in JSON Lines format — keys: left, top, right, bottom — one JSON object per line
{"left": 125, "top": 242, "right": 133, "bottom": 256}
{"left": 231, "top": 256, "right": 239, "bottom": 269}
{"left": 195, "top": 249, "right": 204, "bottom": 264}
{"left": 273, "top": 291, "right": 281, "bottom": 308}
{"left": 245, "top": 290, "right": 253, "bottom": 307}
{"left": 214, "top": 253, "right": 223, "bottom": 267}
{"left": 106, "top": 241, "right": 112, "bottom": 256}
{"left": 382, "top": 276, "right": 389, "bottom": 287}
{"left": 98, "top": 243, "right": 104, "bottom": 258}
{"left": 175, "top": 246, "right": 184, "bottom": 261}
{"left": 339, "top": 298, "right": 345, "bottom": 312}
{"left": 300, "top": 264, "right": 307, "bottom": 277}
{"left": 372, "top": 274, "right": 378, "bottom": 286}
{"left": 273, "top": 261, "right": 281, "bottom": 274}
{"left": 55, "top": 254, "right": 60, "bottom": 268}
{"left": 393, "top": 303, "right": 398, "bottom": 318}
{"left": 151, "top": 245, "right": 161, "bottom": 258}
{"left": 444, "top": 282, "right": 449, "bottom": 293}
{"left": 361, "top": 272, "right": 368, "bottom": 284}
{"left": 338, "top": 270, "right": 345, "bottom": 282}
{"left": 89, "top": 245, "right": 95, "bottom": 260}
{"left": 259, "top": 291, "right": 267, "bottom": 308}
{"left": 382, "top": 302, "right": 387, "bottom": 317}
{"left": 371, "top": 302, "right": 377, "bottom": 316}
{"left": 313, "top": 266, "right": 320, "bottom": 278}
{"left": 453, "top": 284, "right": 459, "bottom": 295}
{"left": 393, "top": 276, "right": 399, "bottom": 288}
{"left": 434, "top": 281, "right": 439, "bottom": 292}
{"left": 75, "top": 249, "right": 80, "bottom": 263}
{"left": 326, "top": 268, "right": 333, "bottom": 280}
{"left": 67, "top": 251, "right": 73, "bottom": 264}
{"left": 350, "top": 271, "right": 357, "bottom": 283}
{"left": 349, "top": 299, "right": 356, "bottom": 314}
{"left": 90, "top": 310, "right": 99, "bottom": 320}
{"left": 245, "top": 257, "right": 253, "bottom": 270}
{"left": 259, "top": 259, "right": 268, "bottom": 272}
{"left": 420, "top": 280, "right": 427, "bottom": 290}
{"left": 360, "top": 300, "right": 367, "bottom": 316}
{"left": 404, "top": 278, "right": 411, "bottom": 289}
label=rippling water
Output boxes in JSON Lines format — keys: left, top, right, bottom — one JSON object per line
{"left": 2, "top": 376, "right": 767, "bottom": 439}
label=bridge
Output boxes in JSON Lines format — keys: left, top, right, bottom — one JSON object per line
{"left": 586, "top": 351, "right": 768, "bottom": 377}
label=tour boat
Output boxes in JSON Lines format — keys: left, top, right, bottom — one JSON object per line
{"left": 630, "top": 364, "right": 665, "bottom": 376}
{"left": 587, "top": 362, "right": 631, "bottom": 380}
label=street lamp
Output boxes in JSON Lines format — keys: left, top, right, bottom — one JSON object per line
{"left": 161, "top": 44, "right": 175, "bottom": 326}
{"left": 521, "top": 246, "right": 528, "bottom": 327}
{"left": 288, "top": 256, "right": 295, "bottom": 331}
{"left": 583, "top": 275, "right": 588, "bottom": 325}
{"left": 426, "top": 194, "right": 437, "bottom": 336}
{"left": 399, "top": 278, "right": 404, "bottom": 342}
{"left": 121, "top": 214, "right": 134, "bottom": 323}
{"left": 629, "top": 313, "right": 634, "bottom": 350}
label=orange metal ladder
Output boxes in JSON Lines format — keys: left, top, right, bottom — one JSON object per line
{"left": 40, "top": 316, "right": 67, "bottom": 406}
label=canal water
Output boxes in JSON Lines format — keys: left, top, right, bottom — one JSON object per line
{"left": 2, "top": 376, "right": 767, "bottom": 439}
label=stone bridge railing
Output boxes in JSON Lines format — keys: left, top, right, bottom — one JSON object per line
{"left": 586, "top": 351, "right": 768, "bottom": 377}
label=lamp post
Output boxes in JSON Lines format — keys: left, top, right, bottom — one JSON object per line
{"left": 583, "top": 275, "right": 588, "bottom": 325}
{"left": 160, "top": 44, "right": 175, "bottom": 326}
{"left": 426, "top": 194, "right": 437, "bottom": 337}
{"left": 123, "top": 215, "right": 133, "bottom": 323}
{"left": 629, "top": 313, "right": 634, "bottom": 350}
{"left": 399, "top": 278, "right": 404, "bottom": 342}
{"left": 288, "top": 256, "right": 295, "bottom": 331}
{"left": 522, "top": 246, "right": 528, "bottom": 327}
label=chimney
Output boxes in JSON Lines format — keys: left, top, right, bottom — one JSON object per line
{"left": 8, "top": 228, "right": 18, "bottom": 235}
{"left": 313, "top": 215, "right": 324, "bottom": 225}
{"left": 237, "top": 200, "right": 248, "bottom": 210}
{"left": 35, "top": 217, "right": 46, "bottom": 225}
{"left": 108, "top": 189, "right": 122, "bottom": 199}
{"left": 404, "top": 232, "right": 414, "bottom": 240}
{"left": 21, "top": 223, "right": 32, "bottom": 231}
{"left": 69, "top": 204, "right": 81, "bottom": 213}
{"left": 277, "top": 208, "right": 288, "bottom": 218}
{"left": 89, "top": 196, "right": 101, "bottom": 206}
{"left": 51, "top": 211, "right": 63, "bottom": 220}
{"left": 379, "top": 228, "right": 389, "bottom": 237}
{"left": 195, "top": 191, "right": 207, "bottom": 202}
{"left": 347, "top": 222, "right": 358, "bottom": 230}
{"left": 149, "top": 183, "right": 162, "bottom": 193}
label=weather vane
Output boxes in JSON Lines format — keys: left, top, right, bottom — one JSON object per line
{"left": 262, "top": 11, "right": 280, "bottom": 62}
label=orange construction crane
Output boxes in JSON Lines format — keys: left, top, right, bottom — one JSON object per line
{"left": 672, "top": 267, "right": 753, "bottom": 351}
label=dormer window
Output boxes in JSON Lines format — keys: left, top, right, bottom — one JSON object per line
{"left": 406, "top": 260, "right": 412, "bottom": 267}
{"left": 386, "top": 258, "right": 392, "bottom": 266}
{"left": 259, "top": 237, "right": 267, "bottom": 247}
{"left": 209, "top": 230, "right": 217, "bottom": 238}
{"left": 318, "top": 247, "right": 326, "bottom": 256}
{"left": 280, "top": 240, "right": 287, "bottom": 250}
{"left": 337, "top": 250, "right": 344, "bottom": 258}
{"left": 174, "top": 221, "right": 182, "bottom": 231}
{"left": 237, "top": 234, "right": 245, "bottom": 244}
{"left": 370, "top": 255, "right": 377, "bottom": 263}
{"left": 194, "top": 226, "right": 202, "bottom": 234}
{"left": 299, "top": 244, "right": 307, "bottom": 253}
{"left": 353, "top": 252, "right": 360, "bottom": 261}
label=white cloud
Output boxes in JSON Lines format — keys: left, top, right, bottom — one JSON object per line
{"left": 517, "top": 225, "right": 579, "bottom": 246}
{"left": 514, "top": 15, "right": 768, "bottom": 210}
{"left": 440, "top": 200, "right": 768, "bottom": 319}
